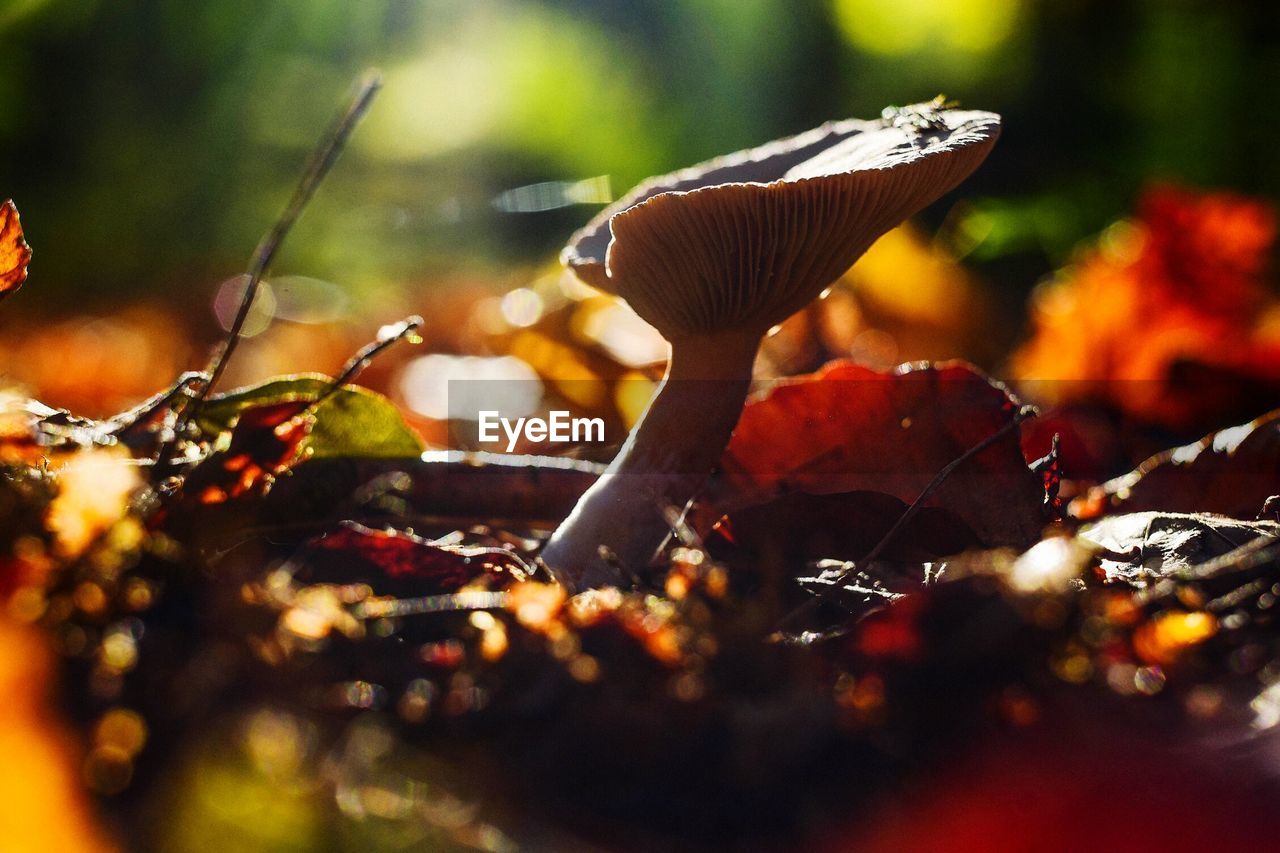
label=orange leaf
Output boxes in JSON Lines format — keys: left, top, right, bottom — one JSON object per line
{"left": 0, "top": 199, "right": 32, "bottom": 299}
{"left": 1012, "top": 185, "right": 1280, "bottom": 431}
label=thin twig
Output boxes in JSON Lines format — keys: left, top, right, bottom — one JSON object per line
{"left": 776, "top": 405, "right": 1034, "bottom": 630}
{"left": 356, "top": 590, "right": 509, "bottom": 619}
{"left": 107, "top": 371, "right": 209, "bottom": 436}
{"left": 157, "top": 70, "right": 382, "bottom": 475}
{"left": 202, "top": 70, "right": 382, "bottom": 399}
{"left": 303, "top": 315, "right": 423, "bottom": 416}
{"left": 1185, "top": 535, "right": 1280, "bottom": 582}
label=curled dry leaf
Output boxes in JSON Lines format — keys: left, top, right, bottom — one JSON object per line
{"left": 0, "top": 393, "right": 125, "bottom": 465}
{"left": 710, "top": 360, "right": 1045, "bottom": 550}
{"left": 1078, "top": 511, "right": 1279, "bottom": 584}
{"left": 0, "top": 199, "right": 32, "bottom": 299}
{"left": 1079, "top": 409, "right": 1280, "bottom": 520}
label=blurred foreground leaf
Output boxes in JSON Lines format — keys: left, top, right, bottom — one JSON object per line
{"left": 0, "top": 621, "right": 116, "bottom": 853}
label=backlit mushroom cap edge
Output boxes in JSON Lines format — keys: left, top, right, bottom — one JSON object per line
{"left": 563, "top": 109, "right": 1001, "bottom": 340}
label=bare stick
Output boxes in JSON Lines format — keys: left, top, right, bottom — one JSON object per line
{"left": 356, "top": 591, "right": 510, "bottom": 620}
{"left": 203, "top": 70, "right": 382, "bottom": 398}
{"left": 156, "top": 70, "right": 382, "bottom": 477}
{"left": 151, "top": 70, "right": 376, "bottom": 481}
{"left": 107, "top": 370, "right": 209, "bottom": 435}
{"left": 304, "top": 315, "right": 423, "bottom": 415}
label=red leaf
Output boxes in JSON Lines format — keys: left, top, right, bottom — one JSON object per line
{"left": 855, "top": 593, "right": 927, "bottom": 660}
{"left": 712, "top": 360, "right": 1044, "bottom": 549}
{"left": 1139, "top": 184, "right": 1275, "bottom": 318}
{"left": 1018, "top": 406, "right": 1128, "bottom": 485}
{"left": 303, "top": 522, "right": 530, "bottom": 593}
{"left": 0, "top": 200, "right": 32, "bottom": 299}
{"left": 190, "top": 401, "right": 314, "bottom": 503}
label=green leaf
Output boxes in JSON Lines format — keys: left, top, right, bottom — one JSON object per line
{"left": 198, "top": 374, "right": 424, "bottom": 459}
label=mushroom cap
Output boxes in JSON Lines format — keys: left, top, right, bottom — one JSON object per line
{"left": 563, "top": 107, "right": 1001, "bottom": 340}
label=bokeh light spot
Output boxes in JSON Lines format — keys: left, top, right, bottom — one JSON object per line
{"left": 399, "top": 354, "right": 542, "bottom": 421}
{"left": 214, "top": 274, "right": 277, "bottom": 338}
{"left": 500, "top": 287, "right": 544, "bottom": 328}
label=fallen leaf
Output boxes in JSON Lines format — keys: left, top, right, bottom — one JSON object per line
{"left": 1078, "top": 511, "right": 1279, "bottom": 584}
{"left": 1080, "top": 409, "right": 1280, "bottom": 520}
{"left": 713, "top": 490, "right": 984, "bottom": 579}
{"left": 1017, "top": 405, "right": 1130, "bottom": 486}
{"left": 711, "top": 360, "right": 1044, "bottom": 550}
{"left": 0, "top": 199, "right": 32, "bottom": 299}
{"left": 188, "top": 400, "right": 314, "bottom": 503}
{"left": 198, "top": 374, "right": 424, "bottom": 459}
{"left": 187, "top": 377, "right": 426, "bottom": 503}
{"left": 0, "top": 621, "right": 118, "bottom": 853}
{"left": 299, "top": 521, "right": 530, "bottom": 593}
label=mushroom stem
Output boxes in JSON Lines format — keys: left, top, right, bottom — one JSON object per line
{"left": 541, "top": 328, "right": 761, "bottom": 589}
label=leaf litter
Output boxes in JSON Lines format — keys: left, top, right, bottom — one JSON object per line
{"left": 2, "top": 78, "right": 1280, "bottom": 851}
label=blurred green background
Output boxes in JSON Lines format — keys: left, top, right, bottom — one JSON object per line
{"left": 1, "top": 7, "right": 1278, "bottom": 849}
{"left": 1, "top": 0, "right": 1277, "bottom": 313}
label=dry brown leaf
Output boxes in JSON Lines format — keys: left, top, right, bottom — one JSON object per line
{"left": 0, "top": 199, "right": 32, "bottom": 299}
{"left": 1078, "top": 511, "right": 1279, "bottom": 584}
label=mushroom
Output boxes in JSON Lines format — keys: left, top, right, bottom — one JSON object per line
{"left": 542, "top": 101, "right": 1002, "bottom": 589}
